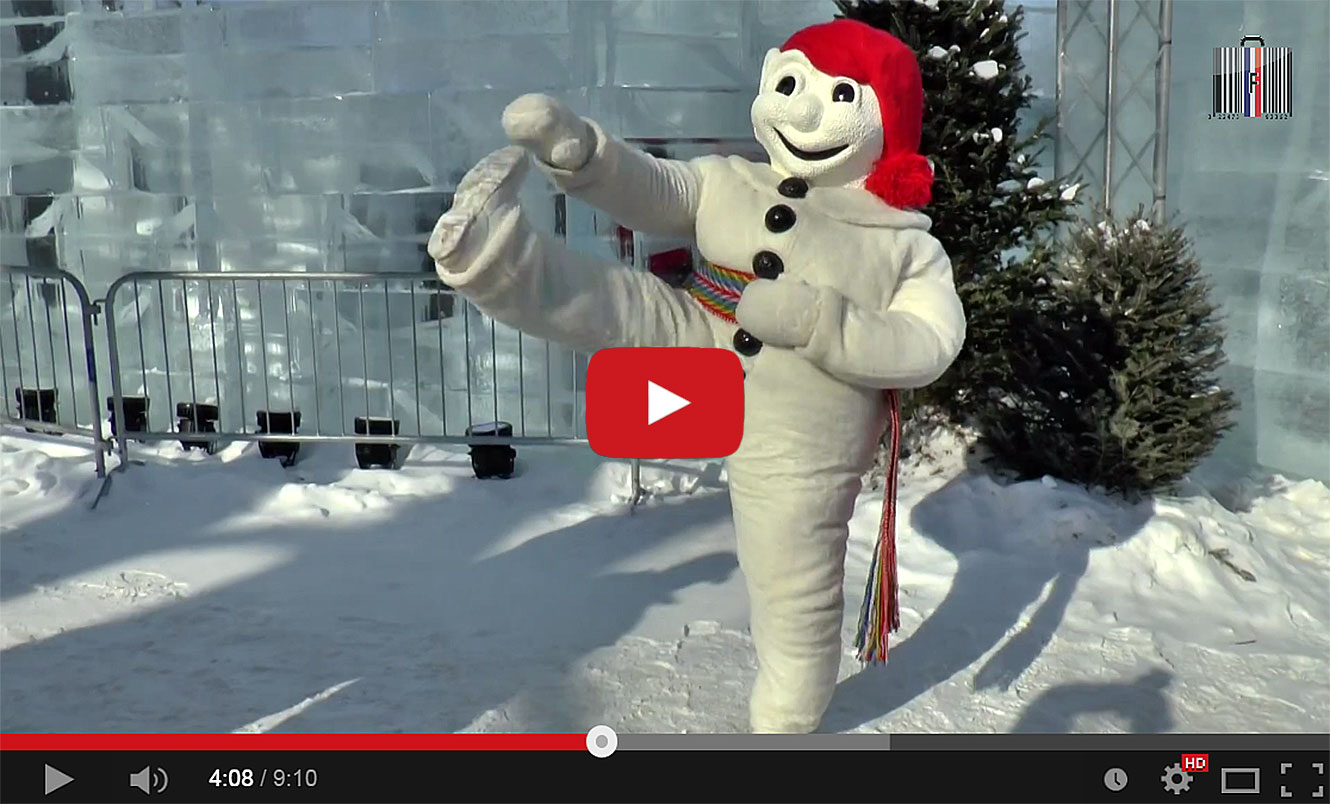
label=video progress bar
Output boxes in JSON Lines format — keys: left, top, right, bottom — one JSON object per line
{"left": 617, "top": 734, "right": 1330, "bottom": 751}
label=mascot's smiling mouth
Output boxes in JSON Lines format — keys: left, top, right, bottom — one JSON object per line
{"left": 774, "top": 129, "right": 849, "bottom": 161}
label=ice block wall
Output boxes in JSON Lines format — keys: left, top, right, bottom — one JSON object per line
{"left": 1, "top": 0, "right": 832, "bottom": 440}
{"left": 18, "top": 0, "right": 1315, "bottom": 485}
{"left": 1165, "top": 0, "right": 1329, "bottom": 484}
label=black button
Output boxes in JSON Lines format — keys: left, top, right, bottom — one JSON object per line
{"left": 733, "top": 329, "right": 762, "bottom": 356}
{"left": 752, "top": 250, "right": 784, "bottom": 279}
{"left": 764, "top": 204, "right": 796, "bottom": 233}
{"left": 777, "top": 177, "right": 808, "bottom": 198}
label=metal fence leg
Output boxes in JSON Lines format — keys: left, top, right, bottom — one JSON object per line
{"left": 76, "top": 286, "right": 115, "bottom": 510}
{"left": 79, "top": 298, "right": 106, "bottom": 480}
{"left": 629, "top": 457, "right": 645, "bottom": 509}
{"left": 104, "top": 279, "right": 133, "bottom": 476}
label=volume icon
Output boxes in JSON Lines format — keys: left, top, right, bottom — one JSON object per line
{"left": 129, "top": 766, "right": 168, "bottom": 795}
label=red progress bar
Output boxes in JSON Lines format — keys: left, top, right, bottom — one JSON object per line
{"left": 0, "top": 734, "right": 585, "bottom": 751}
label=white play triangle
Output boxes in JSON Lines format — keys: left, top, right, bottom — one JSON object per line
{"left": 647, "top": 380, "right": 691, "bottom": 425}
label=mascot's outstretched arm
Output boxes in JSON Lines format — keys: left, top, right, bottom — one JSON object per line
{"left": 735, "top": 230, "right": 966, "bottom": 389}
{"left": 502, "top": 93, "right": 703, "bottom": 239}
{"left": 427, "top": 145, "right": 717, "bottom": 353}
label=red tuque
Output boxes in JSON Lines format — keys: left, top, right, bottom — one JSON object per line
{"left": 781, "top": 19, "right": 933, "bottom": 210}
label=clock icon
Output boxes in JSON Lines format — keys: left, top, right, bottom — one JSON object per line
{"left": 1104, "top": 768, "right": 1129, "bottom": 792}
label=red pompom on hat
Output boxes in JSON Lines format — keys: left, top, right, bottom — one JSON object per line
{"left": 781, "top": 19, "right": 933, "bottom": 210}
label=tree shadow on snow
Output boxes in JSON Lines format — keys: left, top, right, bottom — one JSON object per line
{"left": 0, "top": 441, "right": 737, "bottom": 733}
{"left": 823, "top": 461, "right": 1157, "bottom": 733}
{"left": 1010, "top": 668, "right": 1176, "bottom": 733}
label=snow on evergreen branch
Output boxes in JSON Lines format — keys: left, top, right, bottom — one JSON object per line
{"left": 972, "top": 60, "right": 1000, "bottom": 79}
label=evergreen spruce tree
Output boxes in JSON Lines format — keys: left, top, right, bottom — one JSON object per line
{"left": 973, "top": 210, "right": 1238, "bottom": 496}
{"left": 835, "top": 0, "right": 1079, "bottom": 423}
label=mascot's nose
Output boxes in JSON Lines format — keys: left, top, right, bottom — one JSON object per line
{"left": 785, "top": 94, "right": 823, "bottom": 133}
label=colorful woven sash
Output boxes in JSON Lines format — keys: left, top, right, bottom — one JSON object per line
{"left": 855, "top": 387, "right": 902, "bottom": 664}
{"left": 680, "top": 259, "right": 904, "bottom": 664}
{"left": 684, "top": 261, "right": 754, "bottom": 323}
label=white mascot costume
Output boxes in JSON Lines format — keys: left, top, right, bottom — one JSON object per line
{"left": 429, "top": 19, "right": 966, "bottom": 733}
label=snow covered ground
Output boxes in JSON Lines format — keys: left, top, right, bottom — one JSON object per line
{"left": 1, "top": 426, "right": 1326, "bottom": 734}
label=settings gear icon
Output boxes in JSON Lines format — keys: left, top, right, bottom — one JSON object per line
{"left": 1161, "top": 763, "right": 1194, "bottom": 795}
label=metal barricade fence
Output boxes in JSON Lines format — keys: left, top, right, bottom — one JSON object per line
{"left": 101, "top": 271, "right": 598, "bottom": 464}
{"left": 0, "top": 266, "right": 108, "bottom": 478}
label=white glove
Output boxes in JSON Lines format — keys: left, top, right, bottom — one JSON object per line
{"left": 501, "top": 93, "right": 597, "bottom": 172}
{"left": 735, "top": 278, "right": 822, "bottom": 349}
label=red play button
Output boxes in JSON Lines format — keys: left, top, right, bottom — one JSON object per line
{"left": 586, "top": 348, "right": 744, "bottom": 459}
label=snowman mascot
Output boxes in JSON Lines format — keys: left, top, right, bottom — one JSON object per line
{"left": 429, "top": 19, "right": 965, "bottom": 733}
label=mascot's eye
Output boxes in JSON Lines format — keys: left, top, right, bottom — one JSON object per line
{"left": 775, "top": 76, "right": 796, "bottom": 95}
{"left": 832, "top": 82, "right": 856, "bottom": 102}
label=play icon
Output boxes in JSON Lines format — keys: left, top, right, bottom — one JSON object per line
{"left": 586, "top": 347, "right": 744, "bottom": 459}
{"left": 45, "top": 765, "right": 74, "bottom": 795}
{"left": 646, "top": 381, "right": 690, "bottom": 425}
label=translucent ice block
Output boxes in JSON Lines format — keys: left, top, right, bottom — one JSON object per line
{"left": 70, "top": 9, "right": 184, "bottom": 55}
{"left": 375, "top": 34, "right": 579, "bottom": 95}
{"left": 344, "top": 192, "right": 449, "bottom": 242}
{"left": 1261, "top": 272, "right": 1330, "bottom": 377}
{"left": 1, "top": 15, "right": 69, "bottom": 60}
{"left": 1204, "top": 266, "right": 1260, "bottom": 369}
{"left": 0, "top": 55, "right": 72, "bottom": 106}
{"left": 60, "top": 192, "right": 190, "bottom": 237}
{"left": 589, "top": 86, "right": 755, "bottom": 140}
{"left": 219, "top": 0, "right": 375, "bottom": 49}
{"left": 1253, "top": 368, "right": 1330, "bottom": 482}
{"left": 213, "top": 194, "right": 333, "bottom": 241}
{"left": 612, "top": 0, "right": 744, "bottom": 35}
{"left": 216, "top": 238, "right": 328, "bottom": 274}
{"left": 67, "top": 54, "right": 189, "bottom": 105}
{"left": 374, "top": 0, "right": 575, "bottom": 41}
{"left": 0, "top": 105, "right": 78, "bottom": 172}
{"left": 5, "top": 155, "right": 73, "bottom": 196}
{"left": 212, "top": 46, "right": 374, "bottom": 102}
{"left": 604, "top": 33, "right": 749, "bottom": 90}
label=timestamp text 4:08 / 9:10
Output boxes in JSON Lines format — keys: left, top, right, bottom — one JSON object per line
{"left": 209, "top": 768, "right": 319, "bottom": 787}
